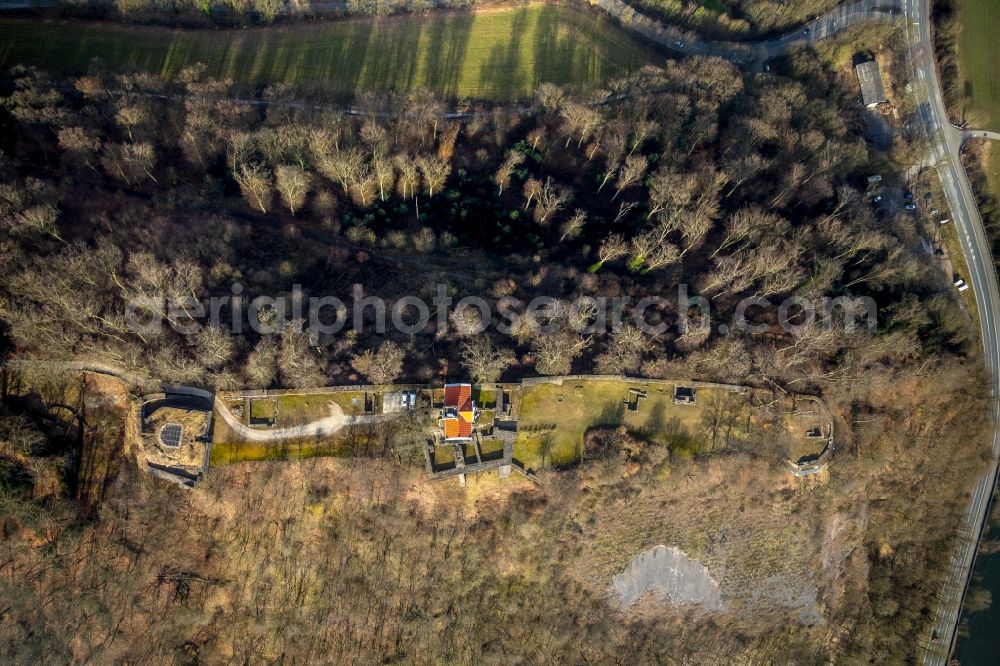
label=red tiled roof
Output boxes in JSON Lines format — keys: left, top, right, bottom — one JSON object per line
{"left": 444, "top": 383, "right": 471, "bottom": 408}
{"left": 442, "top": 383, "right": 475, "bottom": 440}
{"left": 441, "top": 416, "right": 473, "bottom": 439}
{"left": 442, "top": 418, "right": 461, "bottom": 439}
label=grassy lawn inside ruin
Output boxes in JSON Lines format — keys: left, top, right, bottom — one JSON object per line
{"left": 478, "top": 438, "right": 505, "bottom": 458}
{"left": 249, "top": 398, "right": 275, "bottom": 422}
{"left": 273, "top": 392, "right": 367, "bottom": 427}
{"left": 514, "top": 379, "right": 750, "bottom": 471}
{"left": 0, "top": 5, "right": 660, "bottom": 100}
{"left": 210, "top": 404, "right": 357, "bottom": 465}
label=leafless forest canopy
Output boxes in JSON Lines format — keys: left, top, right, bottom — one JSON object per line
{"left": 0, "top": 36, "right": 991, "bottom": 664}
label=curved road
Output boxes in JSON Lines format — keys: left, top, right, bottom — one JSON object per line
{"left": 894, "top": 0, "right": 1000, "bottom": 663}
{"left": 593, "top": 0, "right": 902, "bottom": 63}
{"left": 960, "top": 128, "right": 1000, "bottom": 143}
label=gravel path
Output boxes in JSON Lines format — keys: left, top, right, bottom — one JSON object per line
{"left": 214, "top": 397, "right": 384, "bottom": 442}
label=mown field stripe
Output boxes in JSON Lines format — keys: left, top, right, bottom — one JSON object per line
{"left": 957, "top": 0, "right": 1000, "bottom": 130}
{"left": 0, "top": 6, "right": 661, "bottom": 99}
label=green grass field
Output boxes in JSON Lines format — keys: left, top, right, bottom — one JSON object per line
{"left": 249, "top": 398, "right": 275, "bottom": 421}
{"left": 274, "top": 392, "right": 366, "bottom": 427}
{"left": 210, "top": 403, "right": 359, "bottom": 465}
{"left": 956, "top": 0, "right": 1000, "bottom": 130}
{"left": 514, "top": 379, "right": 749, "bottom": 470}
{"left": 210, "top": 392, "right": 371, "bottom": 464}
{"left": 0, "top": 6, "right": 660, "bottom": 99}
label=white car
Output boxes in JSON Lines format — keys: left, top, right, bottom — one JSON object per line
{"left": 954, "top": 277, "right": 969, "bottom": 292}
{"left": 939, "top": 218, "right": 950, "bottom": 225}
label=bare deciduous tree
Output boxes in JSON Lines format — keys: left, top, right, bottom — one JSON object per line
{"left": 534, "top": 177, "right": 571, "bottom": 225}
{"left": 494, "top": 150, "right": 525, "bottom": 195}
{"left": 522, "top": 177, "right": 542, "bottom": 211}
{"left": 351, "top": 341, "right": 406, "bottom": 385}
{"left": 459, "top": 337, "right": 514, "bottom": 383}
{"left": 559, "top": 209, "right": 586, "bottom": 242}
{"left": 278, "top": 320, "right": 324, "bottom": 388}
{"left": 195, "top": 325, "right": 235, "bottom": 371}
{"left": 244, "top": 337, "right": 278, "bottom": 388}
{"left": 629, "top": 116, "right": 659, "bottom": 154}
{"left": 234, "top": 162, "right": 273, "bottom": 214}
{"left": 597, "top": 122, "right": 628, "bottom": 192}
{"left": 613, "top": 154, "right": 648, "bottom": 200}
{"left": 416, "top": 156, "right": 450, "bottom": 197}
{"left": 114, "top": 103, "right": 147, "bottom": 142}
{"left": 559, "top": 102, "right": 602, "bottom": 149}
{"left": 317, "top": 148, "right": 363, "bottom": 194}
{"left": 372, "top": 157, "right": 395, "bottom": 202}
{"left": 393, "top": 154, "right": 420, "bottom": 200}
{"left": 595, "top": 325, "right": 650, "bottom": 375}
{"left": 532, "top": 329, "right": 590, "bottom": 375}
{"left": 535, "top": 82, "right": 566, "bottom": 112}
{"left": 449, "top": 303, "right": 487, "bottom": 338}
{"left": 275, "top": 164, "right": 310, "bottom": 215}
{"left": 629, "top": 223, "right": 678, "bottom": 273}
{"left": 590, "top": 233, "right": 628, "bottom": 271}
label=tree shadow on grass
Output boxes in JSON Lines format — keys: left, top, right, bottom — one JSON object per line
{"left": 594, "top": 398, "right": 626, "bottom": 428}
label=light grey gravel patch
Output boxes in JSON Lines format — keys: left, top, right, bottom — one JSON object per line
{"left": 613, "top": 545, "right": 724, "bottom": 611}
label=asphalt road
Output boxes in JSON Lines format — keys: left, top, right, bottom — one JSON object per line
{"left": 594, "top": 0, "right": 902, "bottom": 63}
{"left": 898, "top": 0, "right": 1000, "bottom": 663}
{"left": 962, "top": 129, "right": 1000, "bottom": 143}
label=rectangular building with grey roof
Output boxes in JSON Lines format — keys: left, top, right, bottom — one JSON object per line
{"left": 855, "top": 60, "right": 887, "bottom": 108}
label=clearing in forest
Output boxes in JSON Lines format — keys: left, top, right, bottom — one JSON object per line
{"left": 0, "top": 5, "right": 660, "bottom": 99}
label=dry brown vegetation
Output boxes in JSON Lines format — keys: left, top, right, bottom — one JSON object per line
{"left": 0, "top": 18, "right": 992, "bottom": 663}
{"left": 0, "top": 356, "right": 990, "bottom": 663}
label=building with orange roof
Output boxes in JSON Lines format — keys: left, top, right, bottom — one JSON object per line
{"left": 440, "top": 383, "right": 477, "bottom": 442}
